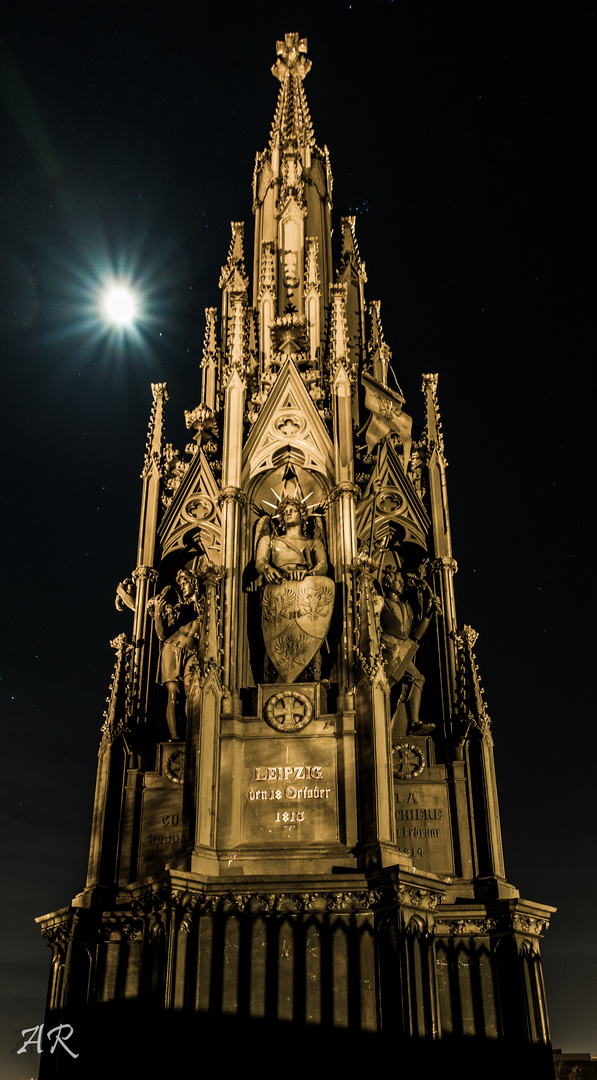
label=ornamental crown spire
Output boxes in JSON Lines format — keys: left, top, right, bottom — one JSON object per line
{"left": 141, "top": 382, "right": 169, "bottom": 478}
{"left": 270, "top": 33, "right": 315, "bottom": 150}
{"left": 272, "top": 33, "right": 311, "bottom": 82}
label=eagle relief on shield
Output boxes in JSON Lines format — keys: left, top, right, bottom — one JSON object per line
{"left": 254, "top": 495, "right": 334, "bottom": 682}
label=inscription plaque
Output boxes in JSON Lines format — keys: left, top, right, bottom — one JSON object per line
{"left": 139, "top": 786, "right": 184, "bottom": 876}
{"left": 394, "top": 783, "right": 454, "bottom": 875}
{"left": 243, "top": 737, "right": 338, "bottom": 844}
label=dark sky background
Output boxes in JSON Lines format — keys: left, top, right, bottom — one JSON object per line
{"left": 0, "top": 1, "right": 594, "bottom": 1073}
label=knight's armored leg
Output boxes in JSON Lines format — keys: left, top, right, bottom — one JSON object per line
{"left": 405, "top": 669, "right": 435, "bottom": 735}
{"left": 390, "top": 683, "right": 409, "bottom": 743}
{"left": 405, "top": 682, "right": 422, "bottom": 728}
{"left": 165, "top": 683, "right": 180, "bottom": 741}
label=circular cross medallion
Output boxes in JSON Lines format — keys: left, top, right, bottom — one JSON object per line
{"left": 264, "top": 691, "right": 313, "bottom": 732}
{"left": 165, "top": 749, "right": 185, "bottom": 784}
{"left": 392, "top": 743, "right": 424, "bottom": 780}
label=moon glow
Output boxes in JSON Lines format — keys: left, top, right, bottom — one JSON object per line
{"left": 99, "top": 283, "right": 139, "bottom": 326}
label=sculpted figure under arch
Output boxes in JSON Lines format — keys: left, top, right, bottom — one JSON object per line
{"left": 150, "top": 568, "right": 204, "bottom": 740}
{"left": 379, "top": 565, "right": 441, "bottom": 742}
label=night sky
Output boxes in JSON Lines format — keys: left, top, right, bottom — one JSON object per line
{"left": 1, "top": 1, "right": 594, "bottom": 1073}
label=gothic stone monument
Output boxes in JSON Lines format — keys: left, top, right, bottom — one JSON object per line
{"left": 36, "top": 34, "right": 555, "bottom": 1077}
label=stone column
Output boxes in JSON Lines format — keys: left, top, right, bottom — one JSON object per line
{"left": 353, "top": 559, "right": 411, "bottom": 869}
{"left": 330, "top": 481, "right": 360, "bottom": 707}
{"left": 218, "top": 485, "right": 247, "bottom": 713}
{"left": 220, "top": 361, "right": 246, "bottom": 713}
{"left": 131, "top": 563, "right": 159, "bottom": 721}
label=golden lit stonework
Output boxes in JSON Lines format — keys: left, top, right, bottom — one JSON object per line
{"left": 36, "top": 33, "right": 555, "bottom": 1077}
{"left": 272, "top": 32, "right": 312, "bottom": 81}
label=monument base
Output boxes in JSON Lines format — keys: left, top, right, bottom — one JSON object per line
{"left": 37, "top": 866, "right": 555, "bottom": 1079}
{"left": 37, "top": 1004, "right": 556, "bottom": 1079}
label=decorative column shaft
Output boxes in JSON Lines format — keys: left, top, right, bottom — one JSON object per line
{"left": 330, "top": 289, "right": 357, "bottom": 703}
{"left": 220, "top": 365, "right": 246, "bottom": 706}
{"left": 133, "top": 382, "right": 168, "bottom": 720}
{"left": 331, "top": 481, "right": 360, "bottom": 703}
{"left": 131, "top": 564, "right": 159, "bottom": 720}
{"left": 218, "top": 485, "right": 247, "bottom": 707}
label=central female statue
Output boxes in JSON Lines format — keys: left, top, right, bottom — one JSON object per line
{"left": 254, "top": 496, "right": 333, "bottom": 683}
{"left": 255, "top": 497, "right": 328, "bottom": 583}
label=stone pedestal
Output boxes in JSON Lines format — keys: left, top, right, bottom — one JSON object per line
{"left": 216, "top": 684, "right": 358, "bottom": 874}
{"left": 37, "top": 866, "right": 555, "bottom": 1079}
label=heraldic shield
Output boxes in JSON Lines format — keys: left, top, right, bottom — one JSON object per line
{"left": 262, "top": 576, "right": 335, "bottom": 682}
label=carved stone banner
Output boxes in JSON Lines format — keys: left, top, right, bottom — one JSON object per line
{"left": 262, "top": 576, "right": 334, "bottom": 682}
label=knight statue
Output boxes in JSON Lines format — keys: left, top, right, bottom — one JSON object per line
{"left": 379, "top": 563, "right": 441, "bottom": 742}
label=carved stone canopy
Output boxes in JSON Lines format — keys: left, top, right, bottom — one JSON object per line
{"left": 271, "top": 314, "right": 308, "bottom": 357}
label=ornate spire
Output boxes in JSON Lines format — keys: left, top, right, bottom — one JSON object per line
{"left": 367, "top": 301, "right": 393, "bottom": 386}
{"left": 338, "top": 216, "right": 367, "bottom": 286}
{"left": 421, "top": 372, "right": 447, "bottom": 465}
{"left": 200, "top": 307, "right": 220, "bottom": 413}
{"left": 270, "top": 34, "right": 315, "bottom": 151}
{"left": 219, "top": 223, "right": 250, "bottom": 385}
{"left": 219, "top": 222, "right": 248, "bottom": 292}
{"left": 101, "top": 633, "right": 134, "bottom": 745}
{"left": 141, "top": 382, "right": 169, "bottom": 478}
{"left": 328, "top": 283, "right": 351, "bottom": 382}
{"left": 272, "top": 33, "right": 311, "bottom": 81}
{"left": 453, "top": 625, "right": 491, "bottom": 738}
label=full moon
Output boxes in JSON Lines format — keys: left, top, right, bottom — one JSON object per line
{"left": 100, "top": 283, "right": 138, "bottom": 326}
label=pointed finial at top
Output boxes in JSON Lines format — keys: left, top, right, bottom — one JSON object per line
{"left": 272, "top": 34, "right": 312, "bottom": 82}
{"left": 141, "top": 382, "right": 169, "bottom": 478}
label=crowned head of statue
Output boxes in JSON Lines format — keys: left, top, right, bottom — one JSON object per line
{"left": 276, "top": 496, "right": 309, "bottom": 535}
